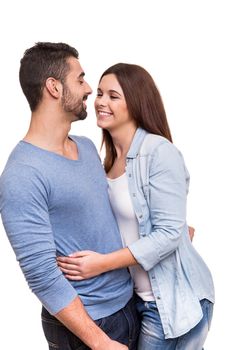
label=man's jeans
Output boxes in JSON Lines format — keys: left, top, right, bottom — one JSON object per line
{"left": 136, "top": 298, "right": 213, "bottom": 350}
{"left": 41, "top": 296, "right": 140, "bottom": 350}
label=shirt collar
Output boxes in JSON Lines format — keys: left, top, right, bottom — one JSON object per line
{"left": 127, "top": 128, "right": 148, "bottom": 159}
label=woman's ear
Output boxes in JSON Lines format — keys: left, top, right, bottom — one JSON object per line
{"left": 45, "top": 77, "right": 62, "bottom": 98}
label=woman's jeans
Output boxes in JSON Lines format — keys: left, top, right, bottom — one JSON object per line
{"left": 136, "top": 298, "right": 213, "bottom": 350}
{"left": 41, "top": 296, "right": 140, "bottom": 350}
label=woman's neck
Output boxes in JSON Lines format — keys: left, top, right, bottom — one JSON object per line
{"left": 110, "top": 124, "right": 137, "bottom": 159}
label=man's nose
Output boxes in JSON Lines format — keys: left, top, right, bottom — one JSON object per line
{"left": 85, "top": 82, "right": 92, "bottom": 95}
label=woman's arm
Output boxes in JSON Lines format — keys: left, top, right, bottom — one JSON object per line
{"left": 57, "top": 224, "right": 194, "bottom": 280}
{"left": 128, "top": 141, "right": 189, "bottom": 272}
{"left": 57, "top": 247, "right": 137, "bottom": 280}
{"left": 58, "top": 141, "right": 194, "bottom": 280}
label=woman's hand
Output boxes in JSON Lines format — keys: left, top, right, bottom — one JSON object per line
{"left": 188, "top": 226, "right": 195, "bottom": 241}
{"left": 57, "top": 247, "right": 137, "bottom": 280}
{"left": 57, "top": 251, "right": 107, "bottom": 280}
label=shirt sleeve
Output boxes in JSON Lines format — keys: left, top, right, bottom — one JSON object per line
{"left": 0, "top": 165, "right": 77, "bottom": 314}
{"left": 128, "top": 141, "right": 189, "bottom": 271}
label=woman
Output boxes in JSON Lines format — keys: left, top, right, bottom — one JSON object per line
{"left": 58, "top": 63, "right": 214, "bottom": 349}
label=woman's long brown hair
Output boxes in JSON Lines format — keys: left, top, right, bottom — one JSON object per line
{"left": 99, "top": 63, "right": 172, "bottom": 173}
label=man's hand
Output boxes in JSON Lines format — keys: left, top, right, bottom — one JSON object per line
{"left": 95, "top": 339, "right": 128, "bottom": 350}
{"left": 106, "top": 340, "right": 128, "bottom": 349}
{"left": 55, "top": 297, "right": 129, "bottom": 349}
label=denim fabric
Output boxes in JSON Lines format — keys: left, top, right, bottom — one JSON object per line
{"left": 125, "top": 128, "right": 215, "bottom": 338}
{"left": 41, "top": 296, "right": 140, "bottom": 350}
{"left": 136, "top": 297, "right": 213, "bottom": 350}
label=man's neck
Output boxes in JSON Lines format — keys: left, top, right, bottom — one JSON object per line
{"left": 23, "top": 109, "right": 78, "bottom": 160}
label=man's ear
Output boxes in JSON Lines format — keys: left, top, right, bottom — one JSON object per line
{"left": 45, "top": 77, "right": 62, "bottom": 98}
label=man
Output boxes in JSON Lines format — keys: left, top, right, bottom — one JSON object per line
{"left": 0, "top": 42, "right": 139, "bottom": 350}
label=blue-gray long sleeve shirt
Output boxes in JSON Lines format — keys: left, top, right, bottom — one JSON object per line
{"left": 0, "top": 136, "right": 132, "bottom": 318}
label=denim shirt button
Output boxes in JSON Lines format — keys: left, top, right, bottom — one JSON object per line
{"left": 157, "top": 296, "right": 161, "bottom": 300}
{"left": 139, "top": 214, "right": 143, "bottom": 218}
{"left": 133, "top": 193, "right": 136, "bottom": 197}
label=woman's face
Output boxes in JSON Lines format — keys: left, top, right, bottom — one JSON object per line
{"left": 95, "top": 73, "right": 134, "bottom": 132}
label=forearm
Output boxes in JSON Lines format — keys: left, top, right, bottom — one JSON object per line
{"left": 55, "top": 296, "right": 111, "bottom": 350}
{"left": 103, "top": 248, "right": 137, "bottom": 271}
{"left": 57, "top": 248, "right": 138, "bottom": 280}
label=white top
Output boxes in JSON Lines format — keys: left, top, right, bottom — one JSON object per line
{"left": 107, "top": 173, "right": 155, "bottom": 301}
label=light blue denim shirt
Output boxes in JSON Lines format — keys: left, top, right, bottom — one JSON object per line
{"left": 126, "top": 128, "right": 215, "bottom": 339}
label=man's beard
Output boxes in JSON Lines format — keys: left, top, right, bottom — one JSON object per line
{"left": 62, "top": 84, "right": 87, "bottom": 121}
{"left": 76, "top": 106, "right": 87, "bottom": 120}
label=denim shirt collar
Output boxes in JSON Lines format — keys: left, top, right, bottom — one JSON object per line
{"left": 127, "top": 128, "right": 148, "bottom": 159}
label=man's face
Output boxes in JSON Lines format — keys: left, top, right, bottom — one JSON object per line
{"left": 61, "top": 57, "right": 92, "bottom": 121}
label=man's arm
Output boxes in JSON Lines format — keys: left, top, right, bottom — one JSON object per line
{"left": 56, "top": 297, "right": 128, "bottom": 349}
{"left": 0, "top": 167, "right": 127, "bottom": 349}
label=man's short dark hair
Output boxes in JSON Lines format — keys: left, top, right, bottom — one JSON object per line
{"left": 19, "top": 42, "right": 79, "bottom": 111}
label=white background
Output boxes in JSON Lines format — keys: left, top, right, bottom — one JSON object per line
{"left": 0, "top": 1, "right": 232, "bottom": 349}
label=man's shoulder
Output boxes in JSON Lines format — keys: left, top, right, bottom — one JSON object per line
{"left": 70, "top": 135, "right": 98, "bottom": 154}
{"left": 70, "top": 134, "right": 95, "bottom": 145}
{"left": 0, "top": 160, "right": 44, "bottom": 187}
{"left": 1, "top": 142, "right": 40, "bottom": 173}
{"left": 0, "top": 142, "right": 47, "bottom": 190}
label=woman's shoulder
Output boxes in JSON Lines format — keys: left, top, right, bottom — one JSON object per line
{"left": 140, "top": 133, "right": 186, "bottom": 165}
{"left": 141, "top": 133, "right": 189, "bottom": 179}
{"left": 140, "top": 133, "right": 173, "bottom": 155}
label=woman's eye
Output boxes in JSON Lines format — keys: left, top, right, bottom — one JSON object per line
{"left": 110, "top": 96, "right": 118, "bottom": 99}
